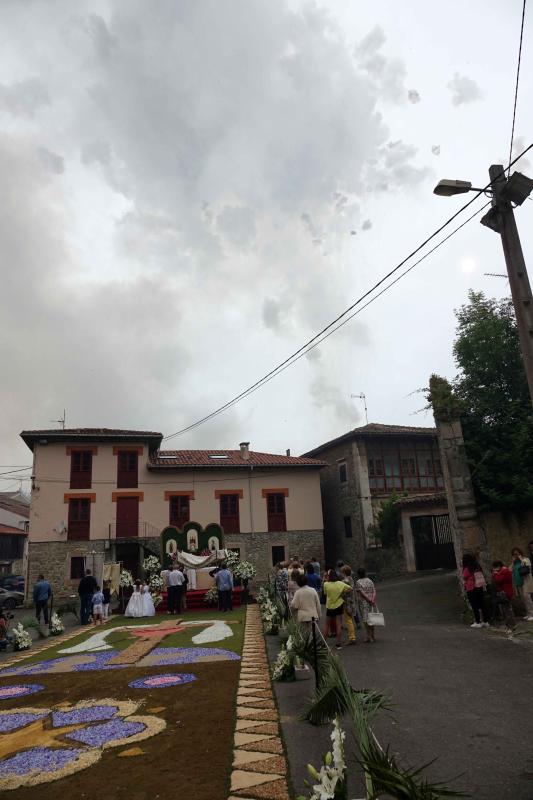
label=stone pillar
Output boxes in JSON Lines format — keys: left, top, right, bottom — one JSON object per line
{"left": 434, "top": 414, "right": 489, "bottom": 574}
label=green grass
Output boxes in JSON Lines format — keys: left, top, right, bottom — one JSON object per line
{"left": 12, "top": 607, "right": 247, "bottom": 665}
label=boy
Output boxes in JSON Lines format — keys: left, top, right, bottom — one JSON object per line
{"left": 92, "top": 585, "right": 105, "bottom": 626}
{"left": 102, "top": 581, "right": 111, "bottom": 620}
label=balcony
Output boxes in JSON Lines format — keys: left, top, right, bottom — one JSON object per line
{"left": 108, "top": 522, "right": 161, "bottom": 540}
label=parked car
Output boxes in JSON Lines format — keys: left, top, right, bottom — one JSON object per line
{"left": 0, "top": 575, "right": 24, "bottom": 593}
{"left": 0, "top": 588, "right": 24, "bottom": 610}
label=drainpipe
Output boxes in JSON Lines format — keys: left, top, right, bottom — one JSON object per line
{"left": 248, "top": 466, "right": 254, "bottom": 534}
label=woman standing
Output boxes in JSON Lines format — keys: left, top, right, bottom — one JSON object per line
{"left": 511, "top": 548, "right": 533, "bottom": 620}
{"left": 461, "top": 554, "right": 488, "bottom": 628}
{"left": 355, "top": 568, "right": 377, "bottom": 643}
{"left": 340, "top": 565, "right": 356, "bottom": 645}
{"left": 323, "top": 569, "right": 351, "bottom": 649}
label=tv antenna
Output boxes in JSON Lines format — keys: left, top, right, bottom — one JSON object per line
{"left": 51, "top": 409, "right": 66, "bottom": 430}
{"left": 350, "top": 393, "right": 368, "bottom": 425}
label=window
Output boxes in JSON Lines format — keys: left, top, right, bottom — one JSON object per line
{"left": 117, "top": 451, "right": 138, "bottom": 488}
{"left": 219, "top": 493, "right": 240, "bottom": 534}
{"left": 339, "top": 462, "right": 347, "bottom": 483}
{"left": 266, "top": 493, "right": 287, "bottom": 532}
{"left": 116, "top": 496, "right": 139, "bottom": 538}
{"left": 343, "top": 516, "right": 352, "bottom": 538}
{"left": 367, "top": 439, "right": 443, "bottom": 494}
{"left": 70, "top": 556, "right": 85, "bottom": 579}
{"left": 68, "top": 498, "right": 91, "bottom": 540}
{"left": 169, "top": 495, "right": 190, "bottom": 528}
{"left": 272, "top": 545, "right": 286, "bottom": 565}
{"left": 70, "top": 450, "right": 92, "bottom": 489}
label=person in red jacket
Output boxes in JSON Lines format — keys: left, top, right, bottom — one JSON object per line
{"left": 491, "top": 561, "right": 516, "bottom": 631}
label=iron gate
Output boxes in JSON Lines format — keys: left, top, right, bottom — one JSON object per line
{"left": 411, "top": 513, "right": 456, "bottom": 570}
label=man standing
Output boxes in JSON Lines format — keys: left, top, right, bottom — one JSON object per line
{"left": 311, "top": 556, "right": 321, "bottom": 576}
{"left": 166, "top": 564, "right": 185, "bottom": 615}
{"left": 33, "top": 574, "right": 51, "bottom": 625}
{"left": 215, "top": 563, "right": 234, "bottom": 612}
{"left": 78, "top": 569, "right": 97, "bottom": 625}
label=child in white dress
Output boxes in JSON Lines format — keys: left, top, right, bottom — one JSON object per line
{"left": 141, "top": 584, "right": 156, "bottom": 617}
{"left": 125, "top": 581, "right": 144, "bottom": 618}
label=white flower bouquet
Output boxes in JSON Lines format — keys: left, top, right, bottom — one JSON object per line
{"left": 142, "top": 555, "right": 161, "bottom": 573}
{"left": 49, "top": 612, "right": 65, "bottom": 636}
{"left": 234, "top": 560, "right": 256, "bottom": 581}
{"left": 272, "top": 638, "right": 296, "bottom": 681}
{"left": 12, "top": 623, "right": 32, "bottom": 651}
{"left": 204, "top": 586, "right": 219, "bottom": 605}
{"left": 298, "top": 717, "right": 347, "bottom": 800}
{"left": 225, "top": 550, "right": 241, "bottom": 570}
{"left": 119, "top": 569, "right": 134, "bottom": 588}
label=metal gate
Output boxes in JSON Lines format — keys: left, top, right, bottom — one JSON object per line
{"left": 411, "top": 513, "right": 456, "bottom": 570}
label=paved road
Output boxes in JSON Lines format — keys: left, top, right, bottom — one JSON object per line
{"left": 0, "top": 606, "right": 82, "bottom": 661}
{"left": 268, "top": 571, "right": 533, "bottom": 800}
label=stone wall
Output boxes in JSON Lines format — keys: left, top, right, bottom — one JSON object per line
{"left": 481, "top": 509, "right": 533, "bottom": 563}
{"left": 310, "top": 442, "right": 366, "bottom": 569}
{"left": 27, "top": 530, "right": 324, "bottom": 594}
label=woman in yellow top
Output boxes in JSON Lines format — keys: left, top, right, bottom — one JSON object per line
{"left": 323, "top": 569, "right": 352, "bottom": 649}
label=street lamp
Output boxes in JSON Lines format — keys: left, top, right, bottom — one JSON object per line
{"left": 433, "top": 165, "right": 533, "bottom": 407}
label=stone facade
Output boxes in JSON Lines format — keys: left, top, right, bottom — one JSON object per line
{"left": 27, "top": 529, "right": 324, "bottom": 594}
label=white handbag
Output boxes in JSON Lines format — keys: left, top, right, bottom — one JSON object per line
{"left": 367, "top": 605, "right": 385, "bottom": 627}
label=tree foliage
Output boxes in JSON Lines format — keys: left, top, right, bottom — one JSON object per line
{"left": 375, "top": 493, "right": 401, "bottom": 547}
{"left": 453, "top": 291, "right": 533, "bottom": 509}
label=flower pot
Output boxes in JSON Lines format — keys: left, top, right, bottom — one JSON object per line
{"left": 295, "top": 664, "right": 311, "bottom": 681}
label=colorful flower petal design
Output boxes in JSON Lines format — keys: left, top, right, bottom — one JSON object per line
{"left": 148, "top": 647, "right": 240, "bottom": 665}
{"left": 129, "top": 673, "right": 196, "bottom": 689}
{"left": 0, "top": 685, "right": 44, "bottom": 701}
{"left": 0, "top": 698, "right": 165, "bottom": 791}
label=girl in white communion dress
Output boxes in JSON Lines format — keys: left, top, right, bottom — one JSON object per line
{"left": 125, "top": 581, "right": 144, "bottom": 617}
{"left": 141, "top": 584, "right": 156, "bottom": 617}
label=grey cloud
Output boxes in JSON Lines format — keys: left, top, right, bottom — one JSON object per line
{"left": 0, "top": 77, "right": 50, "bottom": 118}
{"left": 216, "top": 205, "right": 256, "bottom": 249}
{"left": 362, "top": 219, "right": 372, "bottom": 230}
{"left": 354, "top": 26, "right": 407, "bottom": 104}
{"left": 86, "top": 13, "right": 118, "bottom": 62}
{"left": 407, "top": 89, "right": 420, "bottom": 104}
{"left": 447, "top": 73, "right": 482, "bottom": 106}
{"left": 431, "top": 145, "right": 441, "bottom": 156}
{"left": 262, "top": 298, "right": 284, "bottom": 331}
{"left": 37, "top": 146, "right": 64, "bottom": 174}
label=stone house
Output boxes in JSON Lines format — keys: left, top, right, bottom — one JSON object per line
{"left": 303, "top": 423, "right": 453, "bottom": 572}
{"left": 21, "top": 428, "right": 325, "bottom": 595}
{"left": 0, "top": 492, "right": 29, "bottom": 575}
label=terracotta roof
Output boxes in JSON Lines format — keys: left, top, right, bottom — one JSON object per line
{"left": 0, "top": 495, "right": 30, "bottom": 519}
{"left": 393, "top": 492, "right": 448, "bottom": 508}
{"left": 149, "top": 450, "right": 326, "bottom": 469}
{"left": 21, "top": 428, "right": 163, "bottom": 451}
{"left": 303, "top": 422, "right": 437, "bottom": 456}
{"left": 0, "top": 523, "right": 27, "bottom": 535}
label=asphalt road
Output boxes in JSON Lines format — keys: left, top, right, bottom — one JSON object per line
{"left": 267, "top": 571, "right": 533, "bottom": 800}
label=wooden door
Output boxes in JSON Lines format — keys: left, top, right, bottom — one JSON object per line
{"left": 116, "top": 497, "right": 139, "bottom": 538}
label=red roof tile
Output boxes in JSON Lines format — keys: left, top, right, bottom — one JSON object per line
{"left": 303, "top": 422, "right": 437, "bottom": 456}
{"left": 149, "top": 450, "right": 326, "bottom": 469}
{"left": 0, "top": 523, "right": 27, "bottom": 535}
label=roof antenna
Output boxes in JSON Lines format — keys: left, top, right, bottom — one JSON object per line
{"left": 350, "top": 393, "right": 368, "bottom": 425}
{"left": 51, "top": 409, "right": 66, "bottom": 430}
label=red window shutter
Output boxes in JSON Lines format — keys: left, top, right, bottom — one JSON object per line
{"left": 116, "top": 497, "right": 139, "bottom": 538}
{"left": 169, "top": 496, "right": 190, "bottom": 528}
{"left": 266, "top": 493, "right": 286, "bottom": 533}
{"left": 220, "top": 494, "right": 240, "bottom": 534}
{"left": 117, "top": 451, "right": 138, "bottom": 488}
{"left": 68, "top": 499, "right": 91, "bottom": 540}
{"left": 70, "top": 451, "right": 93, "bottom": 489}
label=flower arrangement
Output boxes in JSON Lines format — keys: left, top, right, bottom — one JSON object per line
{"left": 49, "top": 613, "right": 65, "bottom": 636}
{"left": 272, "top": 637, "right": 296, "bottom": 681}
{"left": 233, "top": 560, "right": 256, "bottom": 581}
{"left": 260, "top": 598, "right": 280, "bottom": 634}
{"left": 225, "top": 550, "right": 240, "bottom": 570}
{"left": 204, "top": 586, "right": 219, "bottom": 605}
{"left": 142, "top": 555, "right": 161, "bottom": 574}
{"left": 257, "top": 586, "right": 272, "bottom": 606}
{"left": 12, "top": 623, "right": 32, "bottom": 651}
{"left": 119, "top": 570, "right": 134, "bottom": 588}
{"left": 298, "top": 717, "right": 347, "bottom": 800}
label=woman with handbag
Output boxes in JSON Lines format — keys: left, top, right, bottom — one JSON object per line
{"left": 355, "top": 568, "right": 378, "bottom": 643}
{"left": 461, "top": 554, "right": 489, "bottom": 628}
{"left": 511, "top": 548, "right": 533, "bottom": 620}
{"left": 323, "top": 569, "right": 352, "bottom": 650}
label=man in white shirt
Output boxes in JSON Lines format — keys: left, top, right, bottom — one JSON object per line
{"left": 290, "top": 574, "right": 321, "bottom": 626}
{"left": 166, "top": 564, "right": 185, "bottom": 614}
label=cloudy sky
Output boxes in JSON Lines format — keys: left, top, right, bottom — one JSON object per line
{"left": 1, "top": 0, "right": 532, "bottom": 486}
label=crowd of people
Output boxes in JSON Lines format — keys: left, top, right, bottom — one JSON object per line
{"left": 273, "top": 556, "right": 379, "bottom": 649}
{"left": 462, "top": 541, "right": 533, "bottom": 631}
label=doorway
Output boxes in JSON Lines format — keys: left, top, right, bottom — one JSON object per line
{"left": 116, "top": 497, "right": 139, "bottom": 539}
{"left": 411, "top": 514, "right": 456, "bottom": 570}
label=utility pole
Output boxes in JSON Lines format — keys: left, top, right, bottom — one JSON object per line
{"left": 481, "top": 166, "right": 533, "bottom": 406}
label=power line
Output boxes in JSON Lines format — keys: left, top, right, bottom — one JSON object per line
{"left": 163, "top": 143, "right": 532, "bottom": 442}
{"left": 508, "top": 0, "right": 527, "bottom": 174}
{"left": 0, "top": 466, "right": 33, "bottom": 478}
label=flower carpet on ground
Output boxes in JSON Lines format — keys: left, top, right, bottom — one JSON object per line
{"left": 0, "top": 608, "right": 245, "bottom": 799}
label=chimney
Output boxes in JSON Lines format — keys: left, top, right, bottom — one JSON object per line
{"left": 286, "top": 448, "right": 291, "bottom": 457}
{"left": 239, "top": 441, "right": 250, "bottom": 461}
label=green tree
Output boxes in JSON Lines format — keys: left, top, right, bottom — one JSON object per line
{"left": 375, "top": 493, "right": 400, "bottom": 547}
{"left": 452, "top": 291, "right": 533, "bottom": 509}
